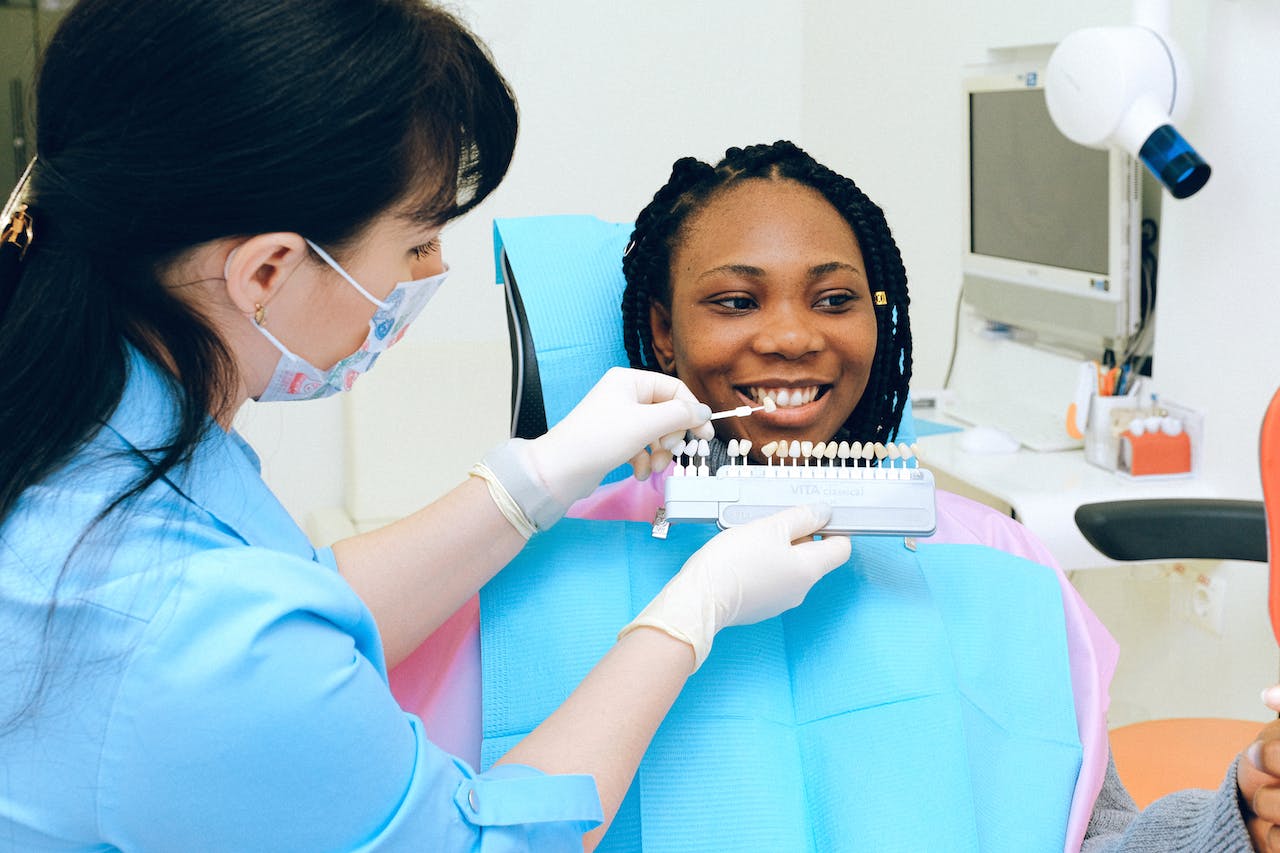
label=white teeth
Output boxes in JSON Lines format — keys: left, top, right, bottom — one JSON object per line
{"left": 748, "top": 386, "right": 821, "bottom": 408}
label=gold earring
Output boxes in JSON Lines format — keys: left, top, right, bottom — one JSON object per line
{"left": 253, "top": 303, "right": 267, "bottom": 325}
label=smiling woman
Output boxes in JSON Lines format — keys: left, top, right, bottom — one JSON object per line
{"left": 648, "top": 178, "right": 879, "bottom": 453}
{"left": 570, "top": 141, "right": 1134, "bottom": 849}
{"left": 622, "top": 141, "right": 913, "bottom": 459}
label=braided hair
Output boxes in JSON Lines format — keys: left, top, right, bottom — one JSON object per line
{"left": 621, "top": 140, "right": 912, "bottom": 441}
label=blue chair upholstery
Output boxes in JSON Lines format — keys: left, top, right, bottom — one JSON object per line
{"left": 493, "top": 215, "right": 916, "bottom": 483}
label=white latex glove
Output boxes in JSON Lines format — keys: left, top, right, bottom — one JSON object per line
{"left": 527, "top": 366, "right": 713, "bottom": 506}
{"left": 619, "top": 503, "right": 852, "bottom": 670}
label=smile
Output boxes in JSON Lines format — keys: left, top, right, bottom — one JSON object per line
{"left": 741, "top": 385, "right": 829, "bottom": 408}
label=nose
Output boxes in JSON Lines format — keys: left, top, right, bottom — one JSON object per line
{"left": 751, "top": 303, "right": 825, "bottom": 359}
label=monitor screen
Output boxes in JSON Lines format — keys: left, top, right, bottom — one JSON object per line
{"left": 969, "top": 89, "right": 1110, "bottom": 276}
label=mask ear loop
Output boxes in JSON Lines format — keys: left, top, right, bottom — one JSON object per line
{"left": 304, "top": 238, "right": 390, "bottom": 310}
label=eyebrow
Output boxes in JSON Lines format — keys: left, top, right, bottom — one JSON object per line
{"left": 698, "top": 261, "right": 865, "bottom": 281}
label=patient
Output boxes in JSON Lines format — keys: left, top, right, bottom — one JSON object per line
{"left": 574, "top": 139, "right": 1274, "bottom": 851}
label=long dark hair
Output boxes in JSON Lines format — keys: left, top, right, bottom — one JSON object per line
{"left": 0, "top": 0, "right": 517, "bottom": 729}
{"left": 621, "top": 140, "right": 912, "bottom": 441}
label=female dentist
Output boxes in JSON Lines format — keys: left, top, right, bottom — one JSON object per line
{"left": 0, "top": 2, "right": 850, "bottom": 850}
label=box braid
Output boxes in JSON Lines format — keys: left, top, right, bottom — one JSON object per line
{"left": 621, "top": 140, "right": 912, "bottom": 441}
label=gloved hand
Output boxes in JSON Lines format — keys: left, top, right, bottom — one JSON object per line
{"left": 619, "top": 503, "right": 852, "bottom": 670}
{"left": 479, "top": 367, "right": 712, "bottom": 533}
{"left": 529, "top": 366, "right": 712, "bottom": 499}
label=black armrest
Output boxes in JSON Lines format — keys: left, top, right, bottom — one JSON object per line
{"left": 1074, "top": 499, "right": 1267, "bottom": 563}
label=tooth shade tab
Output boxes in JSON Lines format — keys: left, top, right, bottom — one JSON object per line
{"left": 762, "top": 397, "right": 777, "bottom": 412}
{"left": 861, "top": 443, "right": 876, "bottom": 461}
{"left": 813, "top": 442, "right": 826, "bottom": 461}
{"left": 801, "top": 441, "right": 814, "bottom": 460}
{"left": 671, "top": 439, "right": 686, "bottom": 459}
{"left": 739, "top": 439, "right": 753, "bottom": 458}
{"left": 887, "top": 444, "right": 901, "bottom": 465}
{"left": 760, "top": 440, "right": 779, "bottom": 464}
{"left": 824, "top": 442, "right": 838, "bottom": 461}
{"left": 788, "top": 441, "right": 801, "bottom": 459}
{"left": 727, "top": 438, "right": 740, "bottom": 458}
{"left": 838, "top": 441, "right": 851, "bottom": 463}
{"left": 697, "top": 438, "right": 710, "bottom": 457}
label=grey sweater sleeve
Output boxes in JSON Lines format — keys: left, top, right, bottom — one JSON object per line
{"left": 1081, "top": 750, "right": 1254, "bottom": 852}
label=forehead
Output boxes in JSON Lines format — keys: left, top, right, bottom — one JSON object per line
{"left": 671, "top": 178, "right": 863, "bottom": 277}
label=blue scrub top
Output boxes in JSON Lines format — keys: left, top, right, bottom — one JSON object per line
{"left": 0, "top": 348, "right": 601, "bottom": 851}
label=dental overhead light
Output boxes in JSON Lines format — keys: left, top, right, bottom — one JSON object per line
{"left": 1045, "top": 0, "right": 1210, "bottom": 199}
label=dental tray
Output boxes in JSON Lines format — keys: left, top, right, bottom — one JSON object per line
{"left": 657, "top": 440, "right": 937, "bottom": 538}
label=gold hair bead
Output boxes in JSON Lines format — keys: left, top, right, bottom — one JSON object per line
{"left": 0, "top": 204, "right": 33, "bottom": 261}
{"left": 873, "top": 291, "right": 888, "bottom": 306}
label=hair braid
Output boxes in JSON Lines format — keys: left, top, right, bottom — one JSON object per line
{"left": 621, "top": 140, "right": 913, "bottom": 439}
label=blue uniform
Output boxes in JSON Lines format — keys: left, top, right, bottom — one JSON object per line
{"left": 0, "top": 349, "right": 601, "bottom": 851}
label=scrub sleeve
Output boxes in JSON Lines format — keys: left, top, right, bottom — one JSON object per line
{"left": 96, "top": 546, "right": 601, "bottom": 852}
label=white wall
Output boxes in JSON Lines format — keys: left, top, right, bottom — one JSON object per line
{"left": 238, "top": 0, "right": 1280, "bottom": 723}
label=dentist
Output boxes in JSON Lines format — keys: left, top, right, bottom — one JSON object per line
{"left": 0, "top": 2, "right": 849, "bottom": 851}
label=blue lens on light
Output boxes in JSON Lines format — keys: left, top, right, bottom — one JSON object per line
{"left": 1139, "top": 125, "right": 1211, "bottom": 199}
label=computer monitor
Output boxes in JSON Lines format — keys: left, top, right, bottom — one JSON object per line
{"left": 962, "top": 65, "right": 1144, "bottom": 357}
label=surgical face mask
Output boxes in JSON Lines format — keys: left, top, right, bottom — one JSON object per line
{"left": 253, "top": 239, "right": 448, "bottom": 402}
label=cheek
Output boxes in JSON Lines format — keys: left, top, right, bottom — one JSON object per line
{"left": 670, "top": 325, "right": 736, "bottom": 389}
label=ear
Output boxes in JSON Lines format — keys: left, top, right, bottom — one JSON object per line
{"left": 222, "top": 232, "right": 311, "bottom": 318}
{"left": 648, "top": 300, "right": 677, "bottom": 374}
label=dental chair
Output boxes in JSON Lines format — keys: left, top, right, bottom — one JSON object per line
{"left": 493, "top": 214, "right": 918, "bottom": 470}
{"left": 1073, "top": 390, "right": 1280, "bottom": 807}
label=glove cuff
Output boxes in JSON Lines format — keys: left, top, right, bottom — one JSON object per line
{"left": 618, "top": 619, "right": 709, "bottom": 672}
{"left": 618, "top": 589, "right": 716, "bottom": 671}
{"left": 479, "top": 438, "right": 567, "bottom": 533}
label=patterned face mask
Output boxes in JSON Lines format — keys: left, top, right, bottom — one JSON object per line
{"left": 252, "top": 239, "right": 447, "bottom": 402}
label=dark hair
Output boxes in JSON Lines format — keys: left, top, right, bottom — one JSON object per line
{"left": 0, "top": 0, "right": 517, "bottom": 728}
{"left": 621, "top": 140, "right": 912, "bottom": 441}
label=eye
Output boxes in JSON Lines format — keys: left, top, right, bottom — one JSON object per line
{"left": 708, "top": 294, "right": 758, "bottom": 311}
{"left": 815, "top": 291, "right": 857, "bottom": 310}
{"left": 411, "top": 238, "right": 441, "bottom": 260}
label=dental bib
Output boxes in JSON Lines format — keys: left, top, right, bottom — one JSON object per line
{"left": 480, "top": 520, "right": 1081, "bottom": 853}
